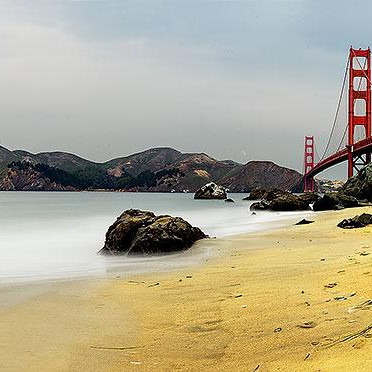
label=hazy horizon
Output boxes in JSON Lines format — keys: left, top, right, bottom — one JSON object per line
{"left": 1, "top": 1, "right": 371, "bottom": 179}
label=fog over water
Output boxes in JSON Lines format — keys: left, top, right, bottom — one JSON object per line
{"left": 0, "top": 192, "right": 307, "bottom": 284}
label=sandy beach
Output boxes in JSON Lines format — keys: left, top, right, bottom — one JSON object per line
{"left": 2, "top": 207, "right": 372, "bottom": 371}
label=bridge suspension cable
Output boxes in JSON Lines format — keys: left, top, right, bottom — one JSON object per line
{"left": 335, "top": 56, "right": 368, "bottom": 151}
{"left": 319, "top": 55, "right": 350, "bottom": 161}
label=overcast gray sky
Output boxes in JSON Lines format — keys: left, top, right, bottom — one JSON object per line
{"left": 0, "top": 0, "right": 371, "bottom": 178}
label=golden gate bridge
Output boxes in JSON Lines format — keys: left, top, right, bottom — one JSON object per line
{"left": 304, "top": 47, "right": 371, "bottom": 192}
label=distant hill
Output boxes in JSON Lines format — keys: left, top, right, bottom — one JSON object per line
{"left": 219, "top": 161, "right": 303, "bottom": 192}
{"left": 0, "top": 145, "right": 302, "bottom": 192}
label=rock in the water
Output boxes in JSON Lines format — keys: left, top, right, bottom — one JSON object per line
{"left": 99, "top": 209, "right": 207, "bottom": 255}
{"left": 313, "top": 193, "right": 359, "bottom": 211}
{"left": 225, "top": 198, "right": 234, "bottom": 203}
{"left": 337, "top": 213, "right": 372, "bottom": 229}
{"left": 295, "top": 219, "right": 314, "bottom": 225}
{"left": 342, "top": 163, "right": 372, "bottom": 202}
{"left": 269, "top": 193, "right": 310, "bottom": 211}
{"left": 194, "top": 182, "right": 227, "bottom": 200}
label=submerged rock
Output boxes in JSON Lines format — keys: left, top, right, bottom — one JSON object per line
{"left": 313, "top": 193, "right": 359, "bottom": 211}
{"left": 250, "top": 201, "right": 270, "bottom": 211}
{"left": 99, "top": 209, "right": 207, "bottom": 255}
{"left": 194, "top": 182, "right": 227, "bottom": 200}
{"left": 337, "top": 213, "right": 372, "bottom": 229}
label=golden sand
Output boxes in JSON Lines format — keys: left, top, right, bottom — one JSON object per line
{"left": 2, "top": 207, "right": 372, "bottom": 371}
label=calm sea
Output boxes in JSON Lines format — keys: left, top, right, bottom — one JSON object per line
{"left": 0, "top": 192, "right": 306, "bottom": 284}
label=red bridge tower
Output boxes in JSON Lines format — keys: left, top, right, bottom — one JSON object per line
{"left": 348, "top": 47, "right": 371, "bottom": 177}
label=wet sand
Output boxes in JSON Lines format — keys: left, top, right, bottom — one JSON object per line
{"left": 1, "top": 207, "right": 372, "bottom": 371}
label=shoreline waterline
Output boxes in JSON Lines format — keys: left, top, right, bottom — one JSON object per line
{"left": 0, "top": 192, "right": 312, "bottom": 285}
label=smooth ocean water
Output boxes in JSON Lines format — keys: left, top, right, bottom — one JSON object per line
{"left": 0, "top": 192, "right": 307, "bottom": 284}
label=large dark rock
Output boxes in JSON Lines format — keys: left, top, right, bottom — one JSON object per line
{"left": 99, "top": 209, "right": 207, "bottom": 255}
{"left": 313, "top": 193, "right": 359, "bottom": 211}
{"left": 342, "top": 164, "right": 372, "bottom": 202}
{"left": 337, "top": 213, "right": 372, "bottom": 229}
{"left": 194, "top": 182, "right": 227, "bottom": 200}
{"left": 269, "top": 193, "right": 310, "bottom": 211}
{"left": 244, "top": 187, "right": 286, "bottom": 201}
{"left": 248, "top": 189, "right": 311, "bottom": 211}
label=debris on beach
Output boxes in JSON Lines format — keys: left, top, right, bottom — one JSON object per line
{"left": 295, "top": 219, "right": 314, "bottom": 225}
{"left": 334, "top": 296, "right": 347, "bottom": 301}
{"left": 359, "top": 251, "right": 370, "bottom": 256}
{"left": 298, "top": 321, "right": 317, "bottom": 329}
{"left": 274, "top": 327, "right": 282, "bottom": 333}
{"left": 148, "top": 282, "right": 160, "bottom": 287}
{"left": 348, "top": 299, "right": 372, "bottom": 313}
{"left": 324, "top": 282, "right": 337, "bottom": 289}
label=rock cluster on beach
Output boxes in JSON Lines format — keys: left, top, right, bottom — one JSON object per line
{"left": 342, "top": 163, "right": 372, "bottom": 202}
{"left": 194, "top": 182, "right": 227, "bottom": 200}
{"left": 337, "top": 213, "right": 372, "bottom": 229}
{"left": 99, "top": 209, "right": 207, "bottom": 255}
{"left": 313, "top": 193, "right": 359, "bottom": 211}
{"left": 248, "top": 188, "right": 315, "bottom": 211}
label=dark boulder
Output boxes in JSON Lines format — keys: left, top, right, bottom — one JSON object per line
{"left": 225, "top": 198, "right": 234, "bottom": 203}
{"left": 313, "top": 193, "right": 359, "bottom": 211}
{"left": 194, "top": 182, "right": 227, "bottom": 200}
{"left": 342, "top": 163, "right": 372, "bottom": 202}
{"left": 99, "top": 209, "right": 207, "bottom": 255}
{"left": 337, "top": 213, "right": 372, "bottom": 229}
{"left": 269, "top": 193, "right": 310, "bottom": 211}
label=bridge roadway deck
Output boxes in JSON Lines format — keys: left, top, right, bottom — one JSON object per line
{"left": 305, "top": 137, "right": 372, "bottom": 178}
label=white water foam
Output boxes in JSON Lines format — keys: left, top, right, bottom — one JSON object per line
{"left": 0, "top": 192, "right": 309, "bottom": 284}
